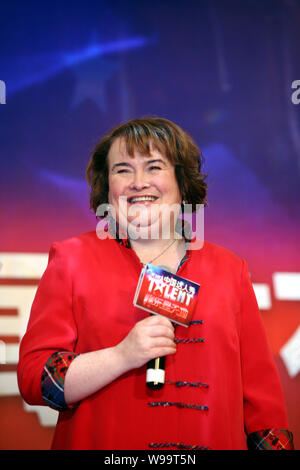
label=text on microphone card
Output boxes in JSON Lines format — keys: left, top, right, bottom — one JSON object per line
{"left": 133, "top": 264, "right": 200, "bottom": 327}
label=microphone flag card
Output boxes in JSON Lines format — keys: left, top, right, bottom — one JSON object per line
{"left": 133, "top": 264, "right": 200, "bottom": 327}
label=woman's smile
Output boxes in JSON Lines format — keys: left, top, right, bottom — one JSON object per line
{"left": 127, "top": 195, "right": 159, "bottom": 204}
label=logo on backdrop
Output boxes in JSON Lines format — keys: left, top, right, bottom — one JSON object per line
{"left": 0, "top": 253, "right": 58, "bottom": 426}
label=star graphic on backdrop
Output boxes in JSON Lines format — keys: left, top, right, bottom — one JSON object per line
{"left": 70, "top": 56, "right": 119, "bottom": 112}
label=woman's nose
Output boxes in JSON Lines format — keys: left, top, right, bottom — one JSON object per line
{"left": 129, "top": 170, "right": 150, "bottom": 190}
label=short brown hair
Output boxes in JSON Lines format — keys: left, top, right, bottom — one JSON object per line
{"left": 86, "top": 116, "right": 207, "bottom": 213}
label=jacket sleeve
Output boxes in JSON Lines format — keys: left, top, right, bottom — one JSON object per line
{"left": 17, "top": 242, "right": 79, "bottom": 407}
{"left": 239, "top": 260, "right": 291, "bottom": 435}
{"left": 41, "top": 351, "right": 79, "bottom": 410}
{"left": 247, "top": 428, "right": 294, "bottom": 450}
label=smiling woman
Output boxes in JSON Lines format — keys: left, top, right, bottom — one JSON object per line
{"left": 86, "top": 117, "right": 208, "bottom": 266}
{"left": 107, "top": 137, "right": 182, "bottom": 249}
{"left": 17, "top": 117, "right": 294, "bottom": 450}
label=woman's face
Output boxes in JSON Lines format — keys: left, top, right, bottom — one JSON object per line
{"left": 107, "top": 137, "right": 182, "bottom": 239}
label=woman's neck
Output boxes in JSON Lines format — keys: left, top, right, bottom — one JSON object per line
{"left": 130, "top": 235, "right": 186, "bottom": 273}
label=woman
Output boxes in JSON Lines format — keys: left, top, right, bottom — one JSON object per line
{"left": 17, "top": 117, "right": 294, "bottom": 450}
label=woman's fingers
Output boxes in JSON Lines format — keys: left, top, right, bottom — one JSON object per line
{"left": 142, "top": 314, "right": 175, "bottom": 336}
{"left": 117, "top": 314, "right": 177, "bottom": 370}
{"left": 147, "top": 324, "right": 175, "bottom": 339}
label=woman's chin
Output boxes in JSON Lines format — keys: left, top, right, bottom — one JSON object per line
{"left": 127, "top": 219, "right": 160, "bottom": 240}
{"left": 116, "top": 204, "right": 179, "bottom": 240}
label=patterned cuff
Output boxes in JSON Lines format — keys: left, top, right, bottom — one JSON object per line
{"left": 247, "top": 428, "right": 294, "bottom": 450}
{"left": 41, "top": 351, "right": 79, "bottom": 411}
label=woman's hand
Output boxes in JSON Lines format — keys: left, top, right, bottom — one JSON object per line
{"left": 115, "top": 315, "right": 176, "bottom": 370}
{"left": 64, "top": 315, "right": 176, "bottom": 404}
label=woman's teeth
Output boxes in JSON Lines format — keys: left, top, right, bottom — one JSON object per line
{"left": 128, "top": 196, "right": 158, "bottom": 203}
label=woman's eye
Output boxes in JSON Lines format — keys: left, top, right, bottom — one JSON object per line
{"left": 117, "top": 169, "right": 129, "bottom": 174}
{"left": 149, "top": 166, "right": 161, "bottom": 171}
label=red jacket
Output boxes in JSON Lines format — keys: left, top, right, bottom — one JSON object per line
{"left": 17, "top": 231, "right": 289, "bottom": 449}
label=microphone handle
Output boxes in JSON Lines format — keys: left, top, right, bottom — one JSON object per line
{"left": 146, "top": 356, "right": 166, "bottom": 390}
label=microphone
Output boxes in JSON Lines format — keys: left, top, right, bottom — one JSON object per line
{"left": 146, "top": 297, "right": 167, "bottom": 390}
{"left": 146, "top": 355, "right": 166, "bottom": 390}
{"left": 133, "top": 263, "right": 200, "bottom": 390}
